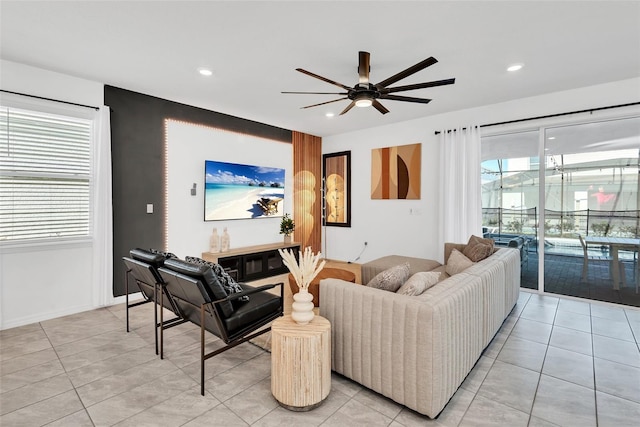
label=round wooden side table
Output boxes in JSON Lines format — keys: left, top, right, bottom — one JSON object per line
{"left": 271, "top": 315, "right": 331, "bottom": 411}
{"left": 288, "top": 267, "right": 356, "bottom": 307}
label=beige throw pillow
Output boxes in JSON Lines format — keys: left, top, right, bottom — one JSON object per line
{"left": 367, "top": 262, "right": 410, "bottom": 292}
{"left": 446, "top": 249, "right": 474, "bottom": 275}
{"left": 396, "top": 271, "right": 441, "bottom": 296}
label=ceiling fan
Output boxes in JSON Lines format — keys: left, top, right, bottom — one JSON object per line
{"left": 283, "top": 51, "right": 455, "bottom": 115}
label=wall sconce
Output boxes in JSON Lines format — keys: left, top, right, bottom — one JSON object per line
{"left": 190, "top": 183, "right": 197, "bottom": 196}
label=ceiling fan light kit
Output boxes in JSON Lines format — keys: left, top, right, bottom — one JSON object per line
{"left": 283, "top": 51, "right": 455, "bottom": 115}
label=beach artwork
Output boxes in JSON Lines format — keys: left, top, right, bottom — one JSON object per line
{"left": 204, "top": 160, "right": 285, "bottom": 221}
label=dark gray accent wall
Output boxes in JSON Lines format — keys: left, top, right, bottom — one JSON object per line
{"left": 105, "top": 86, "right": 292, "bottom": 297}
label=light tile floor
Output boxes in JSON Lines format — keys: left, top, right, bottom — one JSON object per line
{"left": 1, "top": 291, "right": 640, "bottom": 426}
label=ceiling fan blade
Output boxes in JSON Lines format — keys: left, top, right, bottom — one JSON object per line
{"left": 372, "top": 100, "right": 390, "bottom": 115}
{"left": 296, "top": 68, "right": 352, "bottom": 90}
{"left": 358, "top": 51, "right": 370, "bottom": 84}
{"left": 339, "top": 101, "right": 356, "bottom": 115}
{"left": 282, "top": 91, "right": 348, "bottom": 95}
{"left": 382, "top": 78, "right": 456, "bottom": 94}
{"left": 376, "top": 57, "right": 438, "bottom": 88}
{"left": 380, "top": 94, "right": 432, "bottom": 104}
{"left": 301, "top": 97, "right": 348, "bottom": 109}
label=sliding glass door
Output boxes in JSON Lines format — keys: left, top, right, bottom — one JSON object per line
{"left": 543, "top": 117, "right": 639, "bottom": 306}
{"left": 481, "top": 115, "right": 640, "bottom": 307}
{"left": 482, "top": 130, "right": 540, "bottom": 290}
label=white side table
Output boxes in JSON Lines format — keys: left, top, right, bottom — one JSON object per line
{"left": 270, "top": 315, "right": 331, "bottom": 411}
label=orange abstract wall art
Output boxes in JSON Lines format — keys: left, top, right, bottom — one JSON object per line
{"left": 371, "top": 143, "right": 421, "bottom": 199}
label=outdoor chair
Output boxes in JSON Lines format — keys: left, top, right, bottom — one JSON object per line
{"left": 158, "top": 258, "right": 284, "bottom": 395}
{"left": 122, "top": 249, "right": 186, "bottom": 354}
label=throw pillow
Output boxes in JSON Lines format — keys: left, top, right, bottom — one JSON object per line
{"left": 462, "top": 235, "right": 494, "bottom": 262}
{"left": 185, "top": 256, "right": 249, "bottom": 302}
{"left": 396, "top": 271, "right": 441, "bottom": 296}
{"left": 366, "top": 262, "right": 410, "bottom": 292}
{"left": 463, "top": 242, "right": 494, "bottom": 262}
{"left": 446, "top": 249, "right": 474, "bottom": 276}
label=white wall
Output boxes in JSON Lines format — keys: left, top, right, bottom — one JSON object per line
{"left": 0, "top": 60, "right": 104, "bottom": 329}
{"left": 322, "top": 77, "right": 640, "bottom": 264}
{"left": 166, "top": 120, "right": 293, "bottom": 258}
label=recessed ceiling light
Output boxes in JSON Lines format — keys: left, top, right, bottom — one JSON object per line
{"left": 507, "top": 64, "right": 523, "bottom": 72}
{"left": 548, "top": 136, "right": 556, "bottom": 140}
{"left": 198, "top": 68, "right": 213, "bottom": 77}
{"left": 325, "top": 112, "right": 335, "bottom": 118}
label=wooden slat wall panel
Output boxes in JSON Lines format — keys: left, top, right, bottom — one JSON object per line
{"left": 292, "top": 131, "right": 322, "bottom": 253}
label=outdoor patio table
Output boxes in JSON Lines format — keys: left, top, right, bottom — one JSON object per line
{"left": 584, "top": 236, "right": 640, "bottom": 290}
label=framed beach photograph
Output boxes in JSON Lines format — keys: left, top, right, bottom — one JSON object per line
{"left": 204, "top": 160, "right": 285, "bottom": 221}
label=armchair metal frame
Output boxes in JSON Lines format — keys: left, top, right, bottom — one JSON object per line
{"left": 122, "top": 256, "right": 186, "bottom": 354}
{"left": 158, "top": 266, "right": 284, "bottom": 395}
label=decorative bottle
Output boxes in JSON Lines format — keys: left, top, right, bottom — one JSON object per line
{"left": 209, "top": 228, "right": 220, "bottom": 253}
{"left": 221, "top": 227, "right": 230, "bottom": 252}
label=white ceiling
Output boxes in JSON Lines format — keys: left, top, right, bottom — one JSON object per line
{"left": 1, "top": 1, "right": 639, "bottom": 137}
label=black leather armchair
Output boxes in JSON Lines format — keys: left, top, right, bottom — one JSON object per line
{"left": 158, "top": 258, "right": 284, "bottom": 395}
{"left": 122, "top": 249, "right": 186, "bottom": 354}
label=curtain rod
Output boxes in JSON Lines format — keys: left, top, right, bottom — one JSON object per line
{"left": 434, "top": 101, "right": 640, "bottom": 135}
{"left": 0, "top": 89, "right": 99, "bottom": 111}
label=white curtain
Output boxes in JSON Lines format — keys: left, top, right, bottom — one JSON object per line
{"left": 438, "top": 125, "right": 483, "bottom": 249}
{"left": 92, "top": 106, "right": 113, "bottom": 307}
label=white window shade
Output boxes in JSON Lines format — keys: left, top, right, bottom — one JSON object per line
{"left": 0, "top": 107, "right": 92, "bottom": 241}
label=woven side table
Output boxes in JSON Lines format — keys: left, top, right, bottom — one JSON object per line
{"left": 270, "top": 315, "right": 331, "bottom": 411}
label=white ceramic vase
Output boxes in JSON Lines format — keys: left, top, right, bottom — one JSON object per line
{"left": 291, "top": 289, "right": 314, "bottom": 325}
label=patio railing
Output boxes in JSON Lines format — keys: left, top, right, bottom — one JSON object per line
{"left": 482, "top": 207, "right": 640, "bottom": 239}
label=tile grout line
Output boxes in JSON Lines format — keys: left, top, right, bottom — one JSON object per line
{"left": 524, "top": 296, "right": 557, "bottom": 427}
{"left": 590, "top": 302, "right": 600, "bottom": 427}
{"left": 454, "top": 297, "right": 527, "bottom": 426}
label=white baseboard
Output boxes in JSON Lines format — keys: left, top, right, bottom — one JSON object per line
{"left": 1, "top": 292, "right": 145, "bottom": 331}
{"left": 1, "top": 303, "right": 97, "bottom": 330}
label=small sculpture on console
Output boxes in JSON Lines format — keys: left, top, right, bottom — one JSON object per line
{"left": 221, "top": 227, "right": 230, "bottom": 252}
{"left": 209, "top": 227, "right": 220, "bottom": 253}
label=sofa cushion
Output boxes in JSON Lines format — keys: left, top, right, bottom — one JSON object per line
{"left": 463, "top": 235, "right": 494, "bottom": 262}
{"left": 185, "top": 256, "right": 249, "bottom": 304}
{"left": 366, "top": 262, "right": 410, "bottom": 292}
{"left": 446, "top": 249, "right": 474, "bottom": 275}
{"left": 396, "top": 271, "right": 441, "bottom": 296}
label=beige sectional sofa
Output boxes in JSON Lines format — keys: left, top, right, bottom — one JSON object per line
{"left": 319, "top": 243, "right": 521, "bottom": 418}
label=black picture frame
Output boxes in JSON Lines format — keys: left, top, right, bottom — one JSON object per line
{"left": 323, "top": 151, "right": 351, "bottom": 227}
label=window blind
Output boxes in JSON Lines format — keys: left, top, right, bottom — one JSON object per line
{"left": 0, "top": 106, "right": 92, "bottom": 241}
